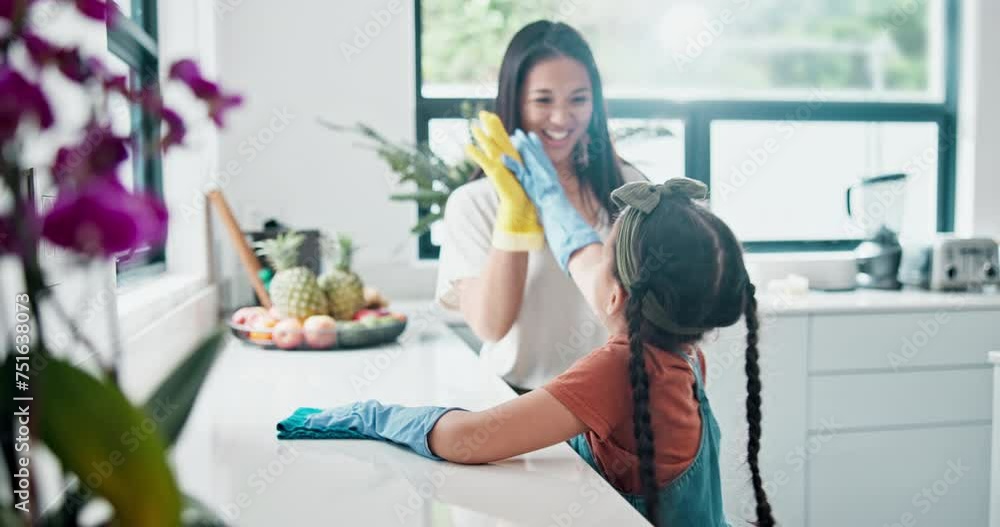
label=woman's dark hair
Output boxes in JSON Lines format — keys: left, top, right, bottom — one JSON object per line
{"left": 473, "top": 20, "right": 624, "bottom": 216}
{"left": 614, "top": 194, "right": 775, "bottom": 527}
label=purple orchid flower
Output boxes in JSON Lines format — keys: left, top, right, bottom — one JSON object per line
{"left": 168, "top": 59, "right": 243, "bottom": 126}
{"left": 74, "top": 0, "right": 106, "bottom": 21}
{"left": 102, "top": 72, "right": 128, "bottom": 95}
{"left": 206, "top": 93, "right": 243, "bottom": 127}
{"left": 52, "top": 125, "right": 129, "bottom": 186}
{"left": 160, "top": 107, "right": 186, "bottom": 150}
{"left": 22, "top": 33, "right": 58, "bottom": 64}
{"left": 0, "top": 65, "right": 54, "bottom": 143}
{"left": 42, "top": 178, "right": 168, "bottom": 257}
{"left": 132, "top": 87, "right": 189, "bottom": 151}
{"left": 24, "top": 33, "right": 96, "bottom": 83}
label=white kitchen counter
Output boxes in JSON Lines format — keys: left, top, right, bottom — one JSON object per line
{"left": 174, "top": 302, "right": 649, "bottom": 527}
{"left": 758, "top": 287, "right": 1000, "bottom": 315}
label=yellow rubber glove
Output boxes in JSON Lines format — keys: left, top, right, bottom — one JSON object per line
{"left": 464, "top": 111, "right": 544, "bottom": 251}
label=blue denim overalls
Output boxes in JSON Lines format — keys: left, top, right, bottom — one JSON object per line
{"left": 568, "top": 351, "right": 730, "bottom": 526}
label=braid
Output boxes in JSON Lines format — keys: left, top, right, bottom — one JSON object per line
{"left": 613, "top": 187, "right": 779, "bottom": 525}
{"left": 744, "top": 288, "right": 775, "bottom": 527}
{"left": 626, "top": 278, "right": 659, "bottom": 526}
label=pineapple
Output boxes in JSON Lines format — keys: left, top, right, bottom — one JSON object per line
{"left": 253, "top": 232, "right": 328, "bottom": 319}
{"left": 319, "top": 233, "right": 365, "bottom": 320}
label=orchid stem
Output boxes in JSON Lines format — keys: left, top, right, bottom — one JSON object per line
{"left": 1, "top": 160, "right": 47, "bottom": 525}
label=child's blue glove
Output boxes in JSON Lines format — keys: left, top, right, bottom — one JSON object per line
{"left": 276, "top": 400, "right": 463, "bottom": 460}
{"left": 502, "top": 129, "right": 600, "bottom": 271}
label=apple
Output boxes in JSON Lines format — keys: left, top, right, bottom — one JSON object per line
{"left": 231, "top": 306, "right": 268, "bottom": 328}
{"left": 358, "top": 312, "right": 379, "bottom": 328}
{"left": 303, "top": 315, "right": 337, "bottom": 348}
{"left": 272, "top": 318, "right": 304, "bottom": 349}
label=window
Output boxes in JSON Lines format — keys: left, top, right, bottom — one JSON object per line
{"left": 108, "top": 0, "right": 164, "bottom": 282}
{"left": 416, "top": 0, "right": 959, "bottom": 258}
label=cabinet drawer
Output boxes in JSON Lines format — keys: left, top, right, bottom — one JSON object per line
{"left": 807, "top": 425, "right": 992, "bottom": 527}
{"left": 809, "top": 310, "right": 1000, "bottom": 372}
{"left": 808, "top": 369, "right": 992, "bottom": 430}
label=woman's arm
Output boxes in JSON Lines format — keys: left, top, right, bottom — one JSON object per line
{"left": 447, "top": 112, "right": 549, "bottom": 342}
{"left": 454, "top": 249, "right": 528, "bottom": 342}
{"left": 428, "top": 388, "right": 587, "bottom": 463}
{"left": 566, "top": 244, "right": 605, "bottom": 318}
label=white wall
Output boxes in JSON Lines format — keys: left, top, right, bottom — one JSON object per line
{"left": 956, "top": 0, "right": 1000, "bottom": 239}
{"left": 213, "top": 0, "right": 1000, "bottom": 308}
{"left": 214, "top": 0, "right": 435, "bottom": 308}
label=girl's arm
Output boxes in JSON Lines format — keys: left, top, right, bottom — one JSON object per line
{"left": 428, "top": 388, "right": 587, "bottom": 463}
{"left": 455, "top": 249, "right": 528, "bottom": 342}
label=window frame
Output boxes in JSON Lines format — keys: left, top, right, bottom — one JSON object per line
{"left": 108, "top": 0, "right": 166, "bottom": 283}
{"left": 414, "top": 0, "right": 960, "bottom": 258}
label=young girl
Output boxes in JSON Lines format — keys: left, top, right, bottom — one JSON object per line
{"left": 435, "top": 20, "right": 645, "bottom": 394}
{"left": 278, "top": 123, "right": 776, "bottom": 526}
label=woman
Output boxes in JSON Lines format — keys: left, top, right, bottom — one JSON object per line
{"left": 435, "top": 20, "right": 645, "bottom": 393}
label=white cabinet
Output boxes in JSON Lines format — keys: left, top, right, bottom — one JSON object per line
{"left": 703, "top": 315, "right": 809, "bottom": 526}
{"left": 707, "top": 300, "right": 999, "bottom": 527}
{"left": 809, "top": 310, "right": 1000, "bottom": 372}
{"left": 807, "top": 425, "right": 992, "bottom": 527}
{"left": 808, "top": 369, "right": 992, "bottom": 430}
{"left": 991, "top": 352, "right": 1000, "bottom": 527}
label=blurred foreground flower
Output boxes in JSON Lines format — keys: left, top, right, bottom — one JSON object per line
{"left": 42, "top": 178, "right": 167, "bottom": 257}
{"left": 169, "top": 59, "right": 244, "bottom": 126}
{"left": 74, "top": 0, "right": 107, "bottom": 20}
{"left": 0, "top": 65, "right": 53, "bottom": 142}
{"left": 52, "top": 125, "right": 129, "bottom": 185}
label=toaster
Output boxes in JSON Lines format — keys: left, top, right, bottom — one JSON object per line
{"left": 899, "top": 236, "right": 999, "bottom": 291}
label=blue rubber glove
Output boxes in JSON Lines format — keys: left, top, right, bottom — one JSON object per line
{"left": 276, "top": 400, "right": 463, "bottom": 460}
{"left": 502, "top": 129, "right": 600, "bottom": 271}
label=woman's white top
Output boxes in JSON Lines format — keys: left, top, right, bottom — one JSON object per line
{"left": 435, "top": 165, "right": 645, "bottom": 389}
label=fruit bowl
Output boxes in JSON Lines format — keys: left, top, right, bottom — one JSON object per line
{"left": 228, "top": 307, "right": 407, "bottom": 350}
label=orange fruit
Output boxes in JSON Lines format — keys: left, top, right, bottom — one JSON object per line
{"left": 249, "top": 317, "right": 278, "bottom": 342}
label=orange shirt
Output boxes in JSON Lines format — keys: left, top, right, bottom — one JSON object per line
{"left": 542, "top": 334, "right": 704, "bottom": 494}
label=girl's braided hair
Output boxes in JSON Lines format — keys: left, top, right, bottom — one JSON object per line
{"left": 613, "top": 181, "right": 774, "bottom": 527}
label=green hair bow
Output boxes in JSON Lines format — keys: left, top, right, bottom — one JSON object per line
{"left": 612, "top": 178, "right": 710, "bottom": 335}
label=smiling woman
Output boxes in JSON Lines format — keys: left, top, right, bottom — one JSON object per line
{"left": 433, "top": 21, "right": 646, "bottom": 394}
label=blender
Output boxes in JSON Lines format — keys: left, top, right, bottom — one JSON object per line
{"left": 845, "top": 173, "right": 908, "bottom": 290}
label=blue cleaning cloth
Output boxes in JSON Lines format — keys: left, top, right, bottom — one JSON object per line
{"left": 276, "top": 401, "right": 464, "bottom": 460}
{"left": 277, "top": 407, "right": 369, "bottom": 440}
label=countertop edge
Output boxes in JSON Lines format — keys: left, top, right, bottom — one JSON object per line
{"left": 395, "top": 291, "right": 1000, "bottom": 319}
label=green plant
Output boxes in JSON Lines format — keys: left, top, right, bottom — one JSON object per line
{"left": 1, "top": 331, "right": 228, "bottom": 526}
{"left": 320, "top": 102, "right": 675, "bottom": 238}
